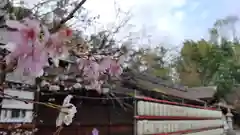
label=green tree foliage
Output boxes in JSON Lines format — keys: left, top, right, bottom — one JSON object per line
{"left": 175, "top": 39, "right": 213, "bottom": 86}
{"left": 176, "top": 16, "right": 240, "bottom": 99}
{"left": 129, "top": 46, "right": 171, "bottom": 80}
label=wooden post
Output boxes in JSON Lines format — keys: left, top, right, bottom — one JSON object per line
{"left": 33, "top": 78, "right": 41, "bottom": 134}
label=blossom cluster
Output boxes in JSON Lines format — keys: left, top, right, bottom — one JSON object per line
{"left": 5, "top": 18, "right": 71, "bottom": 78}
{"left": 4, "top": 18, "right": 124, "bottom": 93}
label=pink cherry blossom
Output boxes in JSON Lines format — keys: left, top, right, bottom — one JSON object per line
{"left": 45, "top": 29, "right": 71, "bottom": 59}
{"left": 4, "top": 17, "right": 125, "bottom": 94}
{"left": 98, "top": 56, "right": 112, "bottom": 72}
{"left": 92, "top": 128, "right": 99, "bottom": 135}
{"left": 5, "top": 18, "right": 73, "bottom": 79}
{"left": 98, "top": 56, "right": 122, "bottom": 77}
{"left": 76, "top": 56, "right": 123, "bottom": 93}
{"left": 109, "top": 60, "right": 122, "bottom": 77}
{"left": 5, "top": 18, "right": 49, "bottom": 78}
{"left": 82, "top": 60, "right": 99, "bottom": 80}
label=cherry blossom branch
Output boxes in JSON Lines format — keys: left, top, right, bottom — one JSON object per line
{"left": 41, "top": 91, "right": 134, "bottom": 99}
{"left": 31, "top": 0, "right": 57, "bottom": 11}
{"left": 53, "top": 126, "right": 63, "bottom": 135}
{"left": 0, "top": 4, "right": 129, "bottom": 134}
{"left": 50, "top": 0, "right": 88, "bottom": 33}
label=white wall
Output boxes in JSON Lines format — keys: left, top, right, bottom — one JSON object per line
{"left": 0, "top": 89, "right": 34, "bottom": 123}
{"left": 0, "top": 110, "right": 33, "bottom": 123}
{"left": 4, "top": 89, "right": 34, "bottom": 99}
{"left": 2, "top": 100, "right": 33, "bottom": 110}
{"left": 2, "top": 89, "right": 34, "bottom": 109}
{"left": 137, "top": 101, "right": 222, "bottom": 118}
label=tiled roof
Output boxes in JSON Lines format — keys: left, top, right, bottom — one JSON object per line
{"left": 120, "top": 69, "right": 205, "bottom": 103}
{"left": 187, "top": 86, "right": 216, "bottom": 99}
{"left": 225, "top": 87, "right": 240, "bottom": 105}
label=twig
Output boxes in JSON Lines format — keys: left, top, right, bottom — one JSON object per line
{"left": 31, "top": 0, "right": 57, "bottom": 11}
{"left": 41, "top": 92, "right": 134, "bottom": 99}
{"left": 54, "top": 125, "right": 63, "bottom": 135}
{"left": 50, "top": 0, "right": 88, "bottom": 33}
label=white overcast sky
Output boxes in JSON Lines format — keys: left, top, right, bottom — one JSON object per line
{"left": 16, "top": 0, "right": 190, "bottom": 46}
{"left": 18, "top": 0, "right": 240, "bottom": 47}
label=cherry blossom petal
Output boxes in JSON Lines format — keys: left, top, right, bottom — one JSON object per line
{"left": 92, "top": 128, "right": 99, "bottom": 135}
{"left": 7, "top": 31, "right": 25, "bottom": 44}
{"left": 6, "top": 20, "right": 26, "bottom": 30}
{"left": 5, "top": 18, "right": 74, "bottom": 84}
{"left": 99, "top": 57, "right": 112, "bottom": 72}
{"left": 56, "top": 112, "right": 64, "bottom": 127}
{"left": 3, "top": 42, "right": 17, "bottom": 52}
{"left": 22, "top": 18, "right": 41, "bottom": 34}
{"left": 62, "top": 104, "right": 77, "bottom": 126}
{"left": 56, "top": 95, "right": 77, "bottom": 127}
{"left": 62, "top": 95, "right": 73, "bottom": 105}
{"left": 109, "top": 60, "right": 122, "bottom": 77}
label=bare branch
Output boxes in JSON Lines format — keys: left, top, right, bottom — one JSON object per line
{"left": 50, "top": 0, "right": 87, "bottom": 33}
{"left": 31, "top": 0, "right": 57, "bottom": 11}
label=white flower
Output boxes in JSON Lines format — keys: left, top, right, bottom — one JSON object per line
{"left": 56, "top": 95, "right": 77, "bottom": 127}
{"left": 102, "top": 88, "right": 110, "bottom": 94}
{"left": 61, "top": 103, "right": 77, "bottom": 126}
{"left": 40, "top": 80, "right": 50, "bottom": 87}
{"left": 73, "top": 83, "right": 82, "bottom": 89}
{"left": 92, "top": 128, "right": 99, "bottom": 135}
{"left": 49, "top": 85, "right": 60, "bottom": 91}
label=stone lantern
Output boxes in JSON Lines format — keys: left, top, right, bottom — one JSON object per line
{"left": 226, "top": 108, "right": 233, "bottom": 130}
